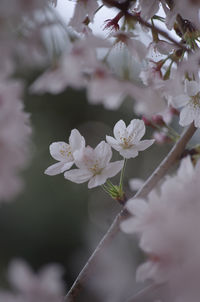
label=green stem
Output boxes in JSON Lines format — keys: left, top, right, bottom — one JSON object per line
{"left": 119, "top": 158, "right": 127, "bottom": 192}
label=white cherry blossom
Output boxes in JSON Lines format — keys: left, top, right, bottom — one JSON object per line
{"left": 45, "top": 129, "right": 85, "bottom": 176}
{"left": 64, "top": 141, "right": 123, "bottom": 188}
{"left": 106, "top": 119, "right": 154, "bottom": 159}
{"left": 170, "top": 79, "right": 200, "bottom": 127}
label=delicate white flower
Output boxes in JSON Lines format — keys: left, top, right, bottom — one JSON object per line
{"left": 45, "top": 129, "right": 85, "bottom": 176}
{"left": 170, "top": 79, "right": 200, "bottom": 127}
{"left": 106, "top": 119, "right": 154, "bottom": 159}
{"left": 121, "top": 157, "right": 200, "bottom": 302}
{"left": 64, "top": 141, "right": 123, "bottom": 188}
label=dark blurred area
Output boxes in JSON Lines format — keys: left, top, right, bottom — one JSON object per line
{"left": 0, "top": 81, "right": 170, "bottom": 300}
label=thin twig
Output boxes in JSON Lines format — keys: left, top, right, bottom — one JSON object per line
{"left": 65, "top": 123, "right": 196, "bottom": 301}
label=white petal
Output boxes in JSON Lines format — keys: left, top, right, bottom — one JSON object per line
{"left": 69, "top": 129, "right": 85, "bottom": 153}
{"left": 171, "top": 94, "right": 189, "bottom": 108}
{"left": 60, "top": 161, "right": 74, "bottom": 172}
{"left": 178, "top": 156, "right": 194, "bottom": 181}
{"left": 64, "top": 169, "right": 92, "bottom": 184}
{"left": 119, "top": 148, "right": 138, "bottom": 159}
{"left": 129, "top": 178, "right": 144, "bottom": 191}
{"left": 49, "top": 142, "right": 72, "bottom": 161}
{"left": 185, "top": 80, "right": 200, "bottom": 97}
{"left": 135, "top": 139, "right": 155, "bottom": 151}
{"left": 95, "top": 141, "right": 112, "bottom": 167}
{"left": 106, "top": 135, "right": 121, "bottom": 151}
{"left": 113, "top": 120, "right": 126, "bottom": 141}
{"left": 136, "top": 261, "right": 158, "bottom": 282}
{"left": 88, "top": 174, "right": 108, "bottom": 188}
{"left": 126, "top": 198, "right": 148, "bottom": 216}
{"left": 179, "top": 106, "right": 194, "bottom": 126}
{"left": 45, "top": 162, "right": 67, "bottom": 176}
{"left": 120, "top": 217, "right": 139, "bottom": 233}
{"left": 129, "top": 119, "right": 145, "bottom": 142}
{"left": 102, "top": 160, "right": 124, "bottom": 178}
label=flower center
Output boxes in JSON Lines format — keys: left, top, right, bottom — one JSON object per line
{"left": 191, "top": 93, "right": 200, "bottom": 108}
{"left": 120, "top": 135, "right": 134, "bottom": 149}
{"left": 89, "top": 161, "right": 102, "bottom": 175}
{"left": 60, "top": 146, "right": 73, "bottom": 160}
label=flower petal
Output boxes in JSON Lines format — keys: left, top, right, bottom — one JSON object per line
{"left": 102, "top": 160, "right": 124, "bottom": 178}
{"left": 49, "top": 142, "right": 73, "bottom": 161}
{"left": 171, "top": 95, "right": 189, "bottom": 108}
{"left": 129, "top": 119, "right": 145, "bottom": 142}
{"left": 135, "top": 139, "right": 155, "bottom": 151}
{"left": 88, "top": 174, "right": 108, "bottom": 188}
{"left": 106, "top": 135, "right": 121, "bottom": 151}
{"left": 119, "top": 148, "right": 138, "bottom": 159}
{"left": 45, "top": 162, "right": 66, "bottom": 176}
{"left": 185, "top": 79, "right": 200, "bottom": 97}
{"left": 179, "top": 105, "right": 194, "bottom": 126}
{"left": 113, "top": 120, "right": 126, "bottom": 141}
{"left": 64, "top": 169, "right": 92, "bottom": 184}
{"left": 95, "top": 141, "right": 112, "bottom": 167}
{"left": 69, "top": 129, "right": 85, "bottom": 153}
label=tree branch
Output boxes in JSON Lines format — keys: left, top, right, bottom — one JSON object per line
{"left": 103, "top": 0, "right": 188, "bottom": 51}
{"left": 65, "top": 123, "right": 196, "bottom": 301}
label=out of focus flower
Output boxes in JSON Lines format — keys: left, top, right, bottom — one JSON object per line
{"left": 64, "top": 141, "right": 123, "bottom": 188}
{"left": 69, "top": 0, "right": 99, "bottom": 33}
{"left": 0, "top": 79, "right": 31, "bottom": 201}
{"left": 0, "top": 259, "right": 65, "bottom": 302}
{"left": 121, "top": 156, "right": 200, "bottom": 302}
{"left": 170, "top": 79, "right": 200, "bottom": 127}
{"left": 106, "top": 119, "right": 154, "bottom": 159}
{"left": 45, "top": 129, "right": 85, "bottom": 176}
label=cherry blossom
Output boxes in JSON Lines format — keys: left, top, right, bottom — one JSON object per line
{"left": 170, "top": 79, "right": 200, "bottom": 127}
{"left": 64, "top": 141, "right": 123, "bottom": 188}
{"left": 106, "top": 119, "right": 154, "bottom": 159}
{"left": 121, "top": 157, "right": 200, "bottom": 301}
{"left": 45, "top": 129, "right": 85, "bottom": 176}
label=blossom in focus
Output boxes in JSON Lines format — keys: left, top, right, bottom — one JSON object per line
{"left": 170, "top": 79, "right": 200, "bottom": 127}
{"left": 64, "top": 141, "right": 123, "bottom": 188}
{"left": 121, "top": 157, "right": 200, "bottom": 302}
{"left": 106, "top": 119, "right": 154, "bottom": 159}
{"left": 45, "top": 129, "right": 85, "bottom": 176}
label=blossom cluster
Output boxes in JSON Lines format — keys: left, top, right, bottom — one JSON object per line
{"left": 45, "top": 119, "right": 154, "bottom": 188}
{"left": 121, "top": 157, "right": 200, "bottom": 302}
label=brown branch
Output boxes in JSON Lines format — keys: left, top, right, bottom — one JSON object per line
{"left": 64, "top": 123, "right": 196, "bottom": 301}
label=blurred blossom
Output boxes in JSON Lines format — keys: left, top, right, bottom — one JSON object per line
{"left": 121, "top": 157, "right": 200, "bottom": 302}
{"left": 0, "top": 79, "right": 31, "bottom": 201}
{"left": 0, "top": 260, "right": 65, "bottom": 302}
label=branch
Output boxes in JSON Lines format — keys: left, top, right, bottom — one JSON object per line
{"left": 64, "top": 123, "right": 196, "bottom": 302}
{"left": 103, "top": 0, "right": 188, "bottom": 51}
